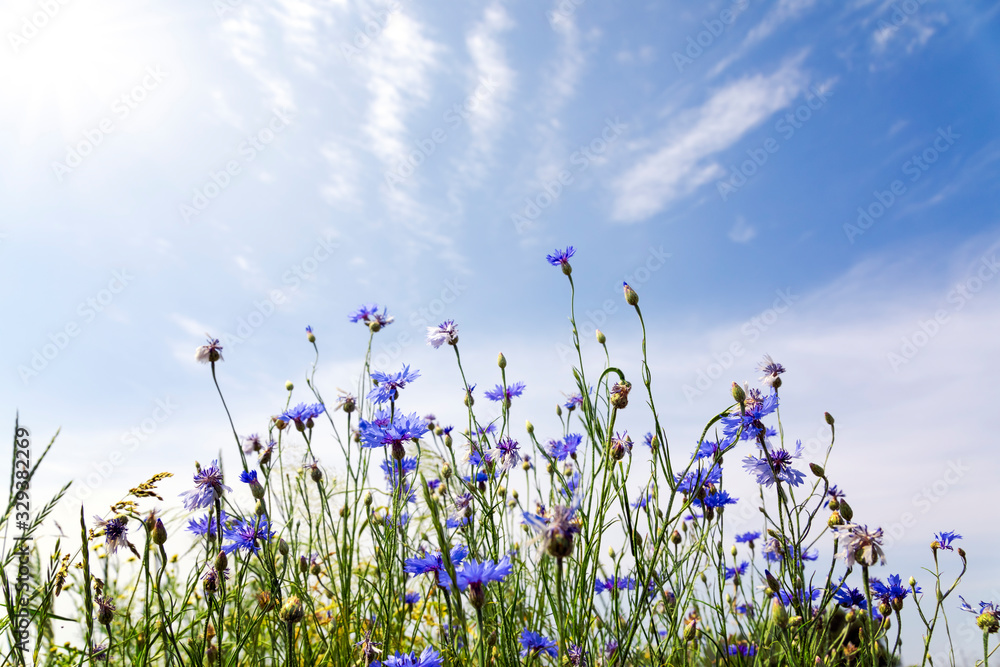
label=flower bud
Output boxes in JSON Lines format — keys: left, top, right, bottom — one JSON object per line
{"left": 772, "top": 598, "right": 788, "bottom": 628}
{"left": 278, "top": 538, "right": 289, "bottom": 557}
{"left": 363, "top": 491, "right": 373, "bottom": 507}
{"left": 255, "top": 499, "right": 266, "bottom": 516}
{"left": 879, "top": 601, "right": 892, "bottom": 617}
{"left": 809, "top": 463, "right": 825, "bottom": 478}
{"left": 444, "top": 433, "right": 453, "bottom": 448}
{"left": 977, "top": 612, "right": 1000, "bottom": 634}
{"left": 368, "top": 320, "right": 381, "bottom": 333}
{"left": 731, "top": 545, "right": 738, "bottom": 557}
{"left": 310, "top": 466, "right": 323, "bottom": 483}
{"left": 279, "top": 595, "right": 305, "bottom": 624}
{"left": 839, "top": 500, "right": 854, "bottom": 522}
{"left": 596, "top": 329, "right": 606, "bottom": 345}
{"left": 671, "top": 530, "right": 682, "bottom": 545}
{"left": 789, "top": 615, "right": 803, "bottom": 628}
{"left": 526, "top": 420, "right": 534, "bottom": 435}
{"left": 299, "top": 555, "right": 309, "bottom": 574}
{"left": 828, "top": 511, "right": 843, "bottom": 528}
{"left": 497, "top": 352, "right": 506, "bottom": 369}
{"left": 441, "top": 463, "right": 452, "bottom": 480}
{"left": 623, "top": 282, "right": 639, "bottom": 306}
{"left": 556, "top": 404, "right": 562, "bottom": 417}
{"left": 772, "top": 376, "right": 782, "bottom": 389}
{"left": 608, "top": 547, "right": 616, "bottom": 559}
{"left": 285, "top": 381, "right": 294, "bottom": 391}
{"left": 764, "top": 569, "right": 781, "bottom": 594}
{"left": 731, "top": 382, "right": 746, "bottom": 405}
{"left": 152, "top": 518, "right": 168, "bottom": 546}
{"left": 824, "top": 412, "right": 835, "bottom": 425}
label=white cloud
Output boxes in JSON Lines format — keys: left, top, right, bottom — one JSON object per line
{"left": 611, "top": 57, "right": 808, "bottom": 222}
{"left": 728, "top": 216, "right": 757, "bottom": 243}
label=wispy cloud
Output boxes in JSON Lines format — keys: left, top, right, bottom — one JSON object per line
{"left": 728, "top": 215, "right": 757, "bottom": 243}
{"left": 611, "top": 56, "right": 808, "bottom": 223}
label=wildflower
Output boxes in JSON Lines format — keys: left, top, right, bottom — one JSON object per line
{"left": 379, "top": 646, "right": 444, "bottom": 667}
{"left": 484, "top": 381, "right": 526, "bottom": 405}
{"left": 368, "top": 365, "right": 421, "bottom": 404}
{"left": 279, "top": 402, "right": 326, "bottom": 429}
{"left": 728, "top": 644, "right": 757, "bottom": 657}
{"left": 356, "top": 623, "right": 382, "bottom": 664}
{"left": 242, "top": 433, "right": 263, "bottom": 454}
{"left": 222, "top": 516, "right": 275, "bottom": 555}
{"left": 546, "top": 246, "right": 576, "bottom": 276}
{"left": 610, "top": 431, "right": 633, "bottom": 460}
{"left": 202, "top": 566, "right": 229, "bottom": 595}
{"left": 404, "top": 545, "right": 469, "bottom": 582}
{"left": 305, "top": 325, "right": 315, "bottom": 342}
{"left": 605, "top": 639, "right": 619, "bottom": 657}
{"left": 870, "top": 574, "right": 918, "bottom": 611}
{"left": 698, "top": 490, "right": 738, "bottom": 509}
{"left": 402, "top": 591, "right": 420, "bottom": 606}
{"left": 91, "top": 642, "right": 109, "bottom": 663}
{"left": 95, "top": 593, "right": 116, "bottom": 625}
{"left": 725, "top": 562, "right": 749, "bottom": 581}
{"left": 675, "top": 464, "right": 722, "bottom": 495}
{"left": 548, "top": 433, "right": 583, "bottom": 461}
{"left": 523, "top": 497, "right": 581, "bottom": 559}
{"left": 595, "top": 576, "right": 636, "bottom": 594}
{"left": 757, "top": 354, "right": 786, "bottom": 387}
{"left": 359, "top": 411, "right": 430, "bottom": 458}
{"left": 93, "top": 516, "right": 130, "bottom": 554}
{"left": 735, "top": 531, "right": 760, "bottom": 547}
{"left": 721, "top": 389, "right": 778, "bottom": 442}
{"left": 195, "top": 336, "right": 223, "bottom": 364}
{"left": 566, "top": 644, "right": 587, "bottom": 666}
{"left": 960, "top": 597, "right": 1000, "bottom": 634}
{"left": 427, "top": 320, "right": 459, "bottom": 348}
{"left": 240, "top": 470, "right": 265, "bottom": 499}
{"left": 623, "top": 281, "right": 639, "bottom": 306}
{"left": 519, "top": 629, "right": 558, "bottom": 658}
{"left": 631, "top": 488, "right": 654, "bottom": 510}
{"left": 834, "top": 586, "right": 868, "bottom": 609}
{"left": 187, "top": 510, "right": 226, "bottom": 538}
{"left": 642, "top": 432, "right": 656, "bottom": 449}
{"left": 335, "top": 392, "right": 357, "bottom": 413}
{"left": 487, "top": 437, "right": 521, "bottom": 471}
{"left": 447, "top": 556, "right": 513, "bottom": 608}
{"left": 932, "top": 531, "right": 962, "bottom": 551}
{"left": 610, "top": 380, "right": 632, "bottom": 409}
{"left": 742, "top": 441, "right": 806, "bottom": 487}
{"left": 693, "top": 439, "right": 724, "bottom": 460}
{"left": 258, "top": 441, "right": 275, "bottom": 466}
{"left": 832, "top": 524, "right": 886, "bottom": 567}
{"left": 777, "top": 586, "right": 822, "bottom": 607}
{"left": 350, "top": 304, "right": 393, "bottom": 328}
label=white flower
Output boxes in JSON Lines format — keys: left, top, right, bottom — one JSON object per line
{"left": 426, "top": 320, "right": 459, "bottom": 348}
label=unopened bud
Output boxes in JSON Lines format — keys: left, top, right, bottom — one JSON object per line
{"left": 809, "top": 463, "right": 825, "bottom": 478}
{"left": 279, "top": 595, "right": 305, "bottom": 624}
{"left": 609, "top": 547, "right": 616, "bottom": 559}
{"left": 497, "top": 352, "right": 506, "bottom": 369}
{"left": 526, "top": 420, "right": 534, "bottom": 435}
{"left": 215, "top": 550, "right": 228, "bottom": 572}
{"left": 623, "top": 282, "right": 639, "bottom": 306}
{"left": 285, "top": 381, "right": 294, "bottom": 391}
{"left": 596, "top": 329, "right": 606, "bottom": 345}
{"left": 441, "top": 463, "right": 452, "bottom": 480}
{"left": 255, "top": 499, "right": 266, "bottom": 516}
{"left": 731, "top": 545, "right": 738, "bottom": 557}
{"left": 828, "top": 511, "right": 843, "bottom": 528}
{"left": 824, "top": 412, "right": 835, "bottom": 425}
{"left": 152, "top": 519, "right": 167, "bottom": 545}
{"left": 278, "top": 538, "right": 289, "bottom": 557}
{"left": 772, "top": 598, "right": 788, "bottom": 628}
{"left": 363, "top": 491, "right": 373, "bottom": 507}
{"left": 731, "top": 382, "right": 746, "bottom": 405}
{"left": 299, "top": 555, "right": 309, "bottom": 574}
{"left": 556, "top": 404, "right": 562, "bottom": 417}
{"left": 839, "top": 500, "right": 854, "bottom": 522}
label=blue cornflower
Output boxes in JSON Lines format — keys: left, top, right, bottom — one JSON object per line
{"left": 447, "top": 556, "right": 513, "bottom": 609}
{"left": 675, "top": 464, "right": 722, "bottom": 495}
{"left": 698, "top": 490, "right": 738, "bottom": 508}
{"left": 721, "top": 388, "right": 779, "bottom": 442}
{"left": 871, "top": 574, "right": 919, "bottom": 609}
{"left": 546, "top": 246, "right": 575, "bottom": 267}
{"left": 446, "top": 516, "right": 472, "bottom": 529}
{"left": 93, "top": 516, "right": 130, "bottom": 555}
{"left": 180, "top": 460, "right": 232, "bottom": 511}
{"left": 349, "top": 304, "right": 393, "bottom": 327}
{"left": 381, "top": 457, "right": 419, "bottom": 484}
{"left": 834, "top": 586, "right": 868, "bottom": 609}
{"left": 763, "top": 538, "right": 818, "bottom": 563}
{"left": 642, "top": 432, "right": 655, "bottom": 449}
{"left": 610, "top": 431, "right": 633, "bottom": 460}
{"left": 777, "top": 586, "right": 822, "bottom": 607}
{"left": 729, "top": 644, "right": 757, "bottom": 657}
{"left": 280, "top": 402, "right": 326, "bottom": 428}
{"left": 742, "top": 441, "right": 806, "bottom": 487}
{"left": 404, "top": 545, "right": 469, "bottom": 579}
{"left": 359, "top": 411, "right": 430, "bottom": 453}
{"left": 757, "top": 354, "right": 786, "bottom": 387}
{"left": 934, "top": 531, "right": 962, "bottom": 551}
{"left": 488, "top": 437, "right": 521, "bottom": 471}
{"left": 725, "top": 561, "right": 749, "bottom": 581}
{"left": 562, "top": 470, "right": 581, "bottom": 499}
{"left": 595, "top": 576, "right": 636, "bottom": 594}
{"left": 735, "top": 531, "right": 761, "bottom": 546}
{"left": 959, "top": 597, "right": 1000, "bottom": 628}
{"left": 240, "top": 470, "right": 264, "bottom": 498}
{"left": 523, "top": 496, "right": 582, "bottom": 559}
{"left": 693, "top": 439, "right": 724, "bottom": 460}
{"left": 368, "top": 365, "right": 420, "bottom": 404}
{"left": 377, "top": 646, "right": 442, "bottom": 667}
{"left": 187, "top": 510, "right": 227, "bottom": 538}
{"left": 631, "top": 488, "right": 654, "bottom": 510}
{"left": 402, "top": 591, "right": 421, "bottom": 606}
{"left": 519, "top": 629, "right": 558, "bottom": 658}
{"left": 222, "top": 516, "right": 274, "bottom": 555}
{"left": 548, "top": 433, "right": 583, "bottom": 461}
{"left": 484, "top": 381, "right": 526, "bottom": 405}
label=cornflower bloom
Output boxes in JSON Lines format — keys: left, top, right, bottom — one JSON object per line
{"left": 349, "top": 304, "right": 393, "bottom": 328}
{"left": 610, "top": 380, "right": 632, "bottom": 409}
{"left": 729, "top": 644, "right": 757, "bottom": 657}
{"left": 610, "top": 431, "right": 633, "bottom": 460}
{"left": 742, "top": 441, "right": 806, "bottom": 487}
{"left": 698, "top": 490, "right": 738, "bottom": 509}
{"left": 180, "top": 460, "right": 232, "bottom": 511}
{"left": 484, "top": 381, "right": 526, "bottom": 406}
{"left": 546, "top": 246, "right": 575, "bottom": 268}
{"left": 721, "top": 388, "right": 778, "bottom": 442}
{"left": 188, "top": 510, "right": 226, "bottom": 538}
{"left": 832, "top": 523, "right": 886, "bottom": 567}
{"left": 933, "top": 530, "right": 962, "bottom": 551}
{"left": 426, "top": 320, "right": 459, "bottom": 348}
{"left": 548, "top": 433, "right": 583, "bottom": 461}
{"left": 368, "top": 365, "right": 420, "bottom": 404}
{"left": 959, "top": 597, "right": 1000, "bottom": 634}
{"left": 222, "top": 516, "right": 275, "bottom": 555}
{"left": 359, "top": 411, "right": 429, "bottom": 459}
{"left": 378, "top": 647, "right": 442, "bottom": 667}
{"left": 240, "top": 469, "right": 264, "bottom": 499}
{"left": 735, "top": 531, "right": 761, "bottom": 547}
{"left": 725, "top": 562, "right": 749, "bottom": 581}
{"left": 642, "top": 432, "right": 655, "bottom": 449}
{"left": 404, "top": 545, "right": 469, "bottom": 584}
{"left": 447, "top": 556, "right": 513, "bottom": 608}
{"left": 93, "top": 516, "right": 130, "bottom": 555}
{"left": 631, "top": 488, "right": 654, "bottom": 510}
{"left": 279, "top": 402, "right": 326, "bottom": 430}
{"left": 675, "top": 464, "right": 722, "bottom": 495}
{"left": 195, "top": 336, "right": 223, "bottom": 364}
{"left": 870, "top": 574, "right": 919, "bottom": 611}
{"left": 563, "top": 392, "right": 586, "bottom": 411}
{"left": 834, "top": 586, "right": 868, "bottom": 609}
{"left": 242, "top": 433, "right": 263, "bottom": 453}
{"left": 757, "top": 354, "right": 786, "bottom": 387}
{"left": 595, "top": 576, "right": 636, "bottom": 594}
{"left": 693, "top": 439, "right": 724, "bottom": 460}
{"left": 523, "top": 495, "right": 582, "bottom": 559}
{"left": 519, "top": 629, "right": 558, "bottom": 658}
{"left": 488, "top": 437, "right": 521, "bottom": 471}
{"left": 94, "top": 593, "right": 116, "bottom": 625}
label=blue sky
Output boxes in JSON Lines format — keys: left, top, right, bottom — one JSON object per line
{"left": 3, "top": 0, "right": 999, "bottom": 660}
